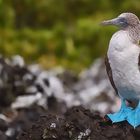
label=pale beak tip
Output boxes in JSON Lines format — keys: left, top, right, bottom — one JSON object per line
{"left": 100, "top": 20, "right": 109, "bottom": 26}
{"left": 100, "top": 21, "right": 106, "bottom": 26}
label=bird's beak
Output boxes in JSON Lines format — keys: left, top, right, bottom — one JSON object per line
{"left": 101, "top": 17, "right": 120, "bottom": 26}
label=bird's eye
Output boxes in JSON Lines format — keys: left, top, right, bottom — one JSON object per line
{"left": 119, "top": 17, "right": 126, "bottom": 22}
{"left": 118, "top": 17, "right": 128, "bottom": 27}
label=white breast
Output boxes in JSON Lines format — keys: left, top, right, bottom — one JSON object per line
{"left": 108, "top": 30, "right": 140, "bottom": 100}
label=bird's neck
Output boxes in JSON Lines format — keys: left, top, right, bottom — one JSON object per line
{"left": 109, "top": 31, "right": 132, "bottom": 52}
{"left": 126, "top": 25, "right": 140, "bottom": 44}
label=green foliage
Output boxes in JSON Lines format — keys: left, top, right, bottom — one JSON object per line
{"left": 0, "top": 0, "right": 140, "bottom": 71}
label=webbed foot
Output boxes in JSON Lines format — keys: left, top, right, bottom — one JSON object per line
{"left": 127, "top": 102, "right": 140, "bottom": 128}
{"left": 107, "top": 99, "right": 132, "bottom": 123}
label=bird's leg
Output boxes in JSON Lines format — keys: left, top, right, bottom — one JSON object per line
{"left": 107, "top": 98, "right": 132, "bottom": 123}
{"left": 127, "top": 101, "right": 140, "bottom": 128}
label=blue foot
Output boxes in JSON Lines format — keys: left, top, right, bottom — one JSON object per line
{"left": 107, "top": 99, "right": 132, "bottom": 123}
{"left": 127, "top": 102, "right": 140, "bottom": 128}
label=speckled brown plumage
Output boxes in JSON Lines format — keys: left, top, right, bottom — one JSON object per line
{"left": 124, "top": 13, "right": 140, "bottom": 44}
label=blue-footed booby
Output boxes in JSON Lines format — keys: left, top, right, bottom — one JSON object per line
{"left": 102, "top": 13, "right": 140, "bottom": 128}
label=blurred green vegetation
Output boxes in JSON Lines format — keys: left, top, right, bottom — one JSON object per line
{"left": 0, "top": 0, "right": 140, "bottom": 71}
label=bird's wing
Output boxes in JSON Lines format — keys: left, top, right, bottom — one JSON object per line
{"left": 138, "top": 53, "right": 140, "bottom": 70}
{"left": 105, "top": 55, "right": 118, "bottom": 94}
{"left": 105, "top": 56, "right": 138, "bottom": 107}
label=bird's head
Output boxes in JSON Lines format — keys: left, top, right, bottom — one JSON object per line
{"left": 101, "top": 13, "right": 140, "bottom": 29}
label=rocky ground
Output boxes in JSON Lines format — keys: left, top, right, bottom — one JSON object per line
{"left": 0, "top": 55, "right": 139, "bottom": 140}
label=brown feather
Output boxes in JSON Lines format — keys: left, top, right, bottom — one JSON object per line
{"left": 138, "top": 53, "right": 140, "bottom": 70}
{"left": 104, "top": 55, "right": 118, "bottom": 94}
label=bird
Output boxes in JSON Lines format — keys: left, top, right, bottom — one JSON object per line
{"left": 101, "top": 13, "right": 140, "bottom": 128}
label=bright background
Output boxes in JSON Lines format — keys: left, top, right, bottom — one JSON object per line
{"left": 0, "top": 0, "right": 140, "bottom": 71}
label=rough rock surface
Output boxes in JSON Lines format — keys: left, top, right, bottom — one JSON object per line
{"left": 18, "top": 106, "right": 139, "bottom": 140}
{"left": 0, "top": 56, "right": 138, "bottom": 139}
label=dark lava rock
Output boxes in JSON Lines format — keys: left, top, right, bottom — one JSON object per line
{"left": 0, "top": 131, "right": 7, "bottom": 140}
{"left": 0, "top": 57, "right": 36, "bottom": 110}
{"left": 17, "top": 106, "right": 139, "bottom": 140}
{"left": 0, "top": 56, "right": 139, "bottom": 140}
{"left": 0, "top": 119, "right": 8, "bottom": 132}
{"left": 7, "top": 105, "right": 47, "bottom": 139}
